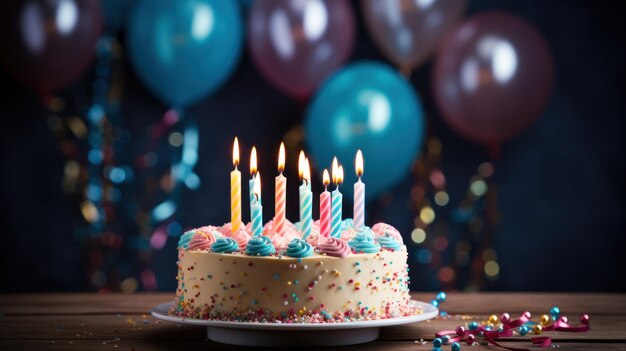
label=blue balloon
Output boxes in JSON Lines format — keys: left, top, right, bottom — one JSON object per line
{"left": 306, "top": 61, "right": 424, "bottom": 199}
{"left": 126, "top": 0, "right": 243, "bottom": 107}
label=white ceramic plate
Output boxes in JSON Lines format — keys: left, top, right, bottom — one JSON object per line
{"left": 151, "top": 300, "right": 438, "bottom": 346}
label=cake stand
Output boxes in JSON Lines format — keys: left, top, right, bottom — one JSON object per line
{"left": 151, "top": 300, "right": 438, "bottom": 347}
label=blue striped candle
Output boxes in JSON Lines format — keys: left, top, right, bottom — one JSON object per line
{"left": 331, "top": 188, "right": 342, "bottom": 238}
{"left": 299, "top": 181, "right": 312, "bottom": 239}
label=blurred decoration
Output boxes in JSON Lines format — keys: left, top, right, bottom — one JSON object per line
{"left": 433, "top": 12, "right": 554, "bottom": 145}
{"left": 0, "top": 0, "right": 103, "bottom": 93}
{"left": 102, "top": 0, "right": 132, "bottom": 32}
{"left": 248, "top": 0, "right": 355, "bottom": 99}
{"left": 409, "top": 123, "right": 500, "bottom": 290}
{"left": 306, "top": 61, "right": 425, "bottom": 198}
{"left": 45, "top": 32, "right": 201, "bottom": 291}
{"left": 361, "top": 0, "right": 466, "bottom": 73}
{"left": 126, "top": 0, "right": 243, "bottom": 107}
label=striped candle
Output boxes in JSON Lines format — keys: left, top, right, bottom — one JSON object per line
{"left": 299, "top": 156, "right": 312, "bottom": 239}
{"left": 330, "top": 159, "right": 344, "bottom": 238}
{"left": 230, "top": 138, "right": 241, "bottom": 233}
{"left": 353, "top": 150, "right": 365, "bottom": 229}
{"left": 274, "top": 143, "right": 286, "bottom": 235}
{"left": 320, "top": 169, "right": 331, "bottom": 237}
{"left": 249, "top": 147, "right": 259, "bottom": 206}
{"left": 251, "top": 174, "right": 263, "bottom": 236}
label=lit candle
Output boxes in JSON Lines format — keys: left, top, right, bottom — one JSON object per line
{"left": 249, "top": 146, "right": 259, "bottom": 206}
{"left": 298, "top": 151, "right": 313, "bottom": 239}
{"left": 250, "top": 174, "right": 263, "bottom": 237}
{"left": 274, "top": 143, "right": 287, "bottom": 235}
{"left": 331, "top": 157, "right": 343, "bottom": 238}
{"left": 230, "top": 137, "right": 242, "bottom": 233}
{"left": 320, "top": 169, "right": 331, "bottom": 238}
{"left": 353, "top": 150, "right": 365, "bottom": 229}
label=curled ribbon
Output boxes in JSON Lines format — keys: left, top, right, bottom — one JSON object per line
{"left": 435, "top": 312, "right": 590, "bottom": 351}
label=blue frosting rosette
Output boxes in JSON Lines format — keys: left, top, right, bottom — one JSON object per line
{"left": 348, "top": 233, "right": 381, "bottom": 254}
{"left": 245, "top": 235, "right": 276, "bottom": 256}
{"left": 375, "top": 234, "right": 401, "bottom": 251}
{"left": 355, "top": 225, "right": 375, "bottom": 238}
{"left": 285, "top": 238, "right": 314, "bottom": 258}
{"left": 178, "top": 230, "right": 195, "bottom": 249}
{"left": 211, "top": 237, "right": 240, "bottom": 253}
{"left": 341, "top": 218, "right": 354, "bottom": 230}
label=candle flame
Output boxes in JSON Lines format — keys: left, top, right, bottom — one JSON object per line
{"left": 355, "top": 149, "right": 363, "bottom": 177}
{"left": 298, "top": 150, "right": 306, "bottom": 180}
{"left": 250, "top": 146, "right": 257, "bottom": 175}
{"left": 303, "top": 158, "right": 311, "bottom": 182}
{"left": 332, "top": 157, "right": 339, "bottom": 184}
{"left": 323, "top": 169, "right": 330, "bottom": 186}
{"left": 278, "top": 142, "right": 285, "bottom": 173}
{"left": 337, "top": 165, "right": 344, "bottom": 184}
{"left": 233, "top": 137, "right": 239, "bottom": 167}
{"left": 254, "top": 173, "right": 261, "bottom": 199}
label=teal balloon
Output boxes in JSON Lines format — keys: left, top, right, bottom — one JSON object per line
{"left": 306, "top": 61, "right": 424, "bottom": 199}
{"left": 126, "top": 0, "right": 243, "bottom": 107}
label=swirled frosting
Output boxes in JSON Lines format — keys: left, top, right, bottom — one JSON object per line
{"left": 211, "top": 237, "right": 240, "bottom": 253}
{"left": 317, "top": 237, "right": 351, "bottom": 257}
{"left": 187, "top": 233, "right": 213, "bottom": 251}
{"left": 227, "top": 227, "right": 252, "bottom": 248}
{"left": 262, "top": 219, "right": 298, "bottom": 237}
{"left": 341, "top": 218, "right": 354, "bottom": 230}
{"left": 262, "top": 219, "right": 300, "bottom": 250}
{"left": 245, "top": 235, "right": 276, "bottom": 256}
{"left": 178, "top": 230, "right": 195, "bottom": 249}
{"left": 341, "top": 225, "right": 374, "bottom": 241}
{"left": 375, "top": 234, "right": 402, "bottom": 251}
{"left": 348, "top": 233, "right": 381, "bottom": 254}
{"left": 372, "top": 222, "right": 403, "bottom": 244}
{"left": 285, "top": 238, "right": 314, "bottom": 258}
{"left": 300, "top": 220, "right": 325, "bottom": 247}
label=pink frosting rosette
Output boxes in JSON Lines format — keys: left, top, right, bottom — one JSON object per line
{"left": 219, "top": 223, "right": 252, "bottom": 249}
{"left": 371, "top": 223, "right": 403, "bottom": 244}
{"left": 219, "top": 222, "right": 232, "bottom": 236}
{"left": 261, "top": 219, "right": 300, "bottom": 251}
{"left": 187, "top": 232, "right": 215, "bottom": 251}
{"left": 317, "top": 237, "right": 351, "bottom": 257}
{"left": 306, "top": 220, "right": 327, "bottom": 247}
{"left": 262, "top": 219, "right": 298, "bottom": 237}
{"left": 340, "top": 227, "right": 358, "bottom": 241}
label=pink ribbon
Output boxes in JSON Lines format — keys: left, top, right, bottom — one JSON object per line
{"left": 435, "top": 312, "right": 590, "bottom": 351}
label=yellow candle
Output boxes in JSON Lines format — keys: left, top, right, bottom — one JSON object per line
{"left": 231, "top": 137, "right": 242, "bottom": 233}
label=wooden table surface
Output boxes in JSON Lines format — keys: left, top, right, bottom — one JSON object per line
{"left": 1, "top": 293, "right": 625, "bottom": 350}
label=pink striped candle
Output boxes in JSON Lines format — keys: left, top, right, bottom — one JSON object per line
{"left": 320, "top": 169, "right": 331, "bottom": 237}
{"left": 353, "top": 150, "right": 365, "bottom": 229}
{"left": 274, "top": 143, "right": 286, "bottom": 235}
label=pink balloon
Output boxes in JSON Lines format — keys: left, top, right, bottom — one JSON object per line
{"left": 248, "top": 0, "right": 355, "bottom": 99}
{"left": 432, "top": 12, "right": 554, "bottom": 144}
{"left": 362, "top": 0, "right": 466, "bottom": 71}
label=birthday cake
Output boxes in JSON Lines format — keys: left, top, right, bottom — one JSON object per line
{"left": 169, "top": 219, "right": 415, "bottom": 322}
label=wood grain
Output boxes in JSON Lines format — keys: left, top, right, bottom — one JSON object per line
{"left": 0, "top": 293, "right": 625, "bottom": 350}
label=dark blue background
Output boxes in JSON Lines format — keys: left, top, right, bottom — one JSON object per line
{"left": 1, "top": 0, "right": 624, "bottom": 292}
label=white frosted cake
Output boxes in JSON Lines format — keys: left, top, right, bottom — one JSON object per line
{"left": 169, "top": 219, "right": 417, "bottom": 322}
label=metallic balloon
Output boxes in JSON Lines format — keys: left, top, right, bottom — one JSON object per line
{"left": 362, "top": 0, "right": 466, "bottom": 72}
{"left": 433, "top": 12, "right": 554, "bottom": 144}
{"left": 126, "top": 0, "right": 243, "bottom": 107}
{"left": 0, "top": 0, "right": 103, "bottom": 92}
{"left": 248, "top": 0, "right": 356, "bottom": 98}
{"left": 306, "top": 62, "right": 425, "bottom": 198}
